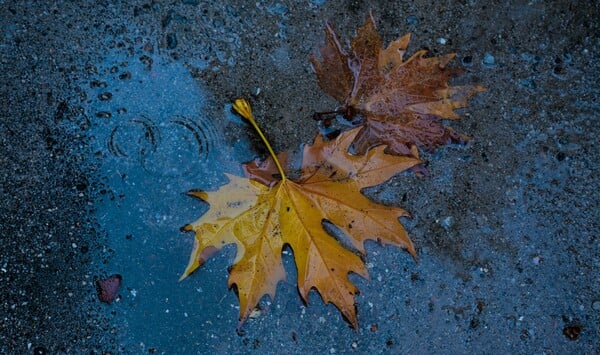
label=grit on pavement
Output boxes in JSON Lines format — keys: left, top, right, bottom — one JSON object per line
{"left": 1, "top": 1, "right": 598, "bottom": 353}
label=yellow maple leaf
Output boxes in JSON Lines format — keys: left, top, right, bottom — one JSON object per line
{"left": 181, "top": 99, "right": 420, "bottom": 328}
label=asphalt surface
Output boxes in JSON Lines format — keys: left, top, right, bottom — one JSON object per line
{"left": 1, "top": 1, "right": 598, "bottom": 353}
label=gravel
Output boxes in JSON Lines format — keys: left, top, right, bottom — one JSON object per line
{"left": 1, "top": 1, "right": 598, "bottom": 353}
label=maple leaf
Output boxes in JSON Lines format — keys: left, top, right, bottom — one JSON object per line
{"left": 310, "top": 13, "right": 485, "bottom": 157}
{"left": 243, "top": 151, "right": 288, "bottom": 188}
{"left": 181, "top": 99, "right": 420, "bottom": 328}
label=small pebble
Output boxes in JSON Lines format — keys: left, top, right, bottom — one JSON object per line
{"left": 520, "top": 52, "right": 539, "bottom": 63}
{"left": 482, "top": 52, "right": 495, "bottom": 67}
{"left": 519, "top": 78, "right": 536, "bottom": 90}
{"left": 563, "top": 323, "right": 582, "bottom": 340}
{"left": 442, "top": 216, "right": 453, "bottom": 230}
{"left": 405, "top": 15, "right": 418, "bottom": 26}
{"left": 592, "top": 300, "right": 600, "bottom": 311}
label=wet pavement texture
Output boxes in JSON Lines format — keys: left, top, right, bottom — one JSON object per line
{"left": 1, "top": 1, "right": 598, "bottom": 353}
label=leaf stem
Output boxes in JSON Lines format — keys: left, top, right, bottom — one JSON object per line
{"left": 233, "top": 98, "right": 287, "bottom": 182}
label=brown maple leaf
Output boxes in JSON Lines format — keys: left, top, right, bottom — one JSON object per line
{"left": 243, "top": 151, "right": 288, "bottom": 187}
{"left": 180, "top": 99, "right": 420, "bottom": 329}
{"left": 311, "top": 13, "right": 485, "bottom": 157}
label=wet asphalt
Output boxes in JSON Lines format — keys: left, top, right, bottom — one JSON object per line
{"left": 1, "top": 1, "right": 598, "bottom": 353}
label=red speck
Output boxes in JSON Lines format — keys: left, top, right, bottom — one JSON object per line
{"left": 96, "top": 274, "right": 122, "bottom": 304}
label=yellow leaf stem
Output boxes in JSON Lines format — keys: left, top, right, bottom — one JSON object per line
{"left": 233, "top": 98, "right": 287, "bottom": 182}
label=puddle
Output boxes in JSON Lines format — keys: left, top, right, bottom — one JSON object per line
{"left": 82, "top": 48, "right": 249, "bottom": 350}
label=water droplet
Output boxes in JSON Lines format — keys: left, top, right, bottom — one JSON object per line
{"left": 552, "top": 66, "right": 566, "bottom": 80}
{"left": 139, "top": 55, "right": 153, "bottom": 70}
{"left": 95, "top": 111, "right": 111, "bottom": 119}
{"left": 90, "top": 80, "right": 107, "bottom": 89}
{"left": 166, "top": 33, "right": 178, "bottom": 49}
{"left": 461, "top": 55, "right": 473, "bottom": 67}
{"left": 98, "top": 92, "right": 112, "bottom": 101}
{"left": 119, "top": 71, "right": 131, "bottom": 80}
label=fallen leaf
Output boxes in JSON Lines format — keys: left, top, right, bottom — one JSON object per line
{"left": 243, "top": 151, "right": 288, "bottom": 187}
{"left": 96, "top": 274, "right": 122, "bottom": 304}
{"left": 311, "top": 13, "right": 485, "bottom": 157}
{"left": 244, "top": 129, "right": 419, "bottom": 188}
{"left": 181, "top": 100, "right": 420, "bottom": 328}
